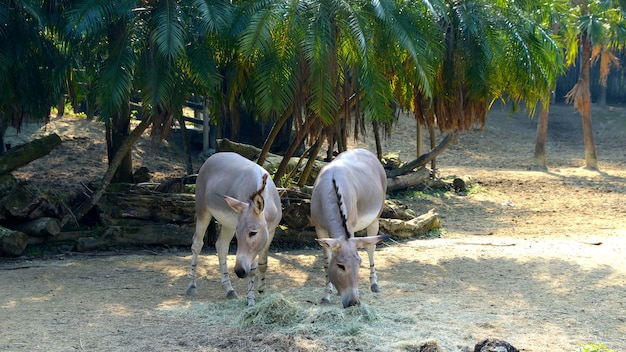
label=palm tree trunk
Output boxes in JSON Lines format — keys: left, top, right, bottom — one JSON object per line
{"left": 108, "top": 105, "right": 134, "bottom": 183}
{"left": 533, "top": 100, "right": 550, "bottom": 169}
{"left": 578, "top": 36, "right": 598, "bottom": 169}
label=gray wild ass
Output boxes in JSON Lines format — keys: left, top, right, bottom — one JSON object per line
{"left": 187, "top": 152, "right": 282, "bottom": 306}
{"left": 310, "top": 148, "right": 388, "bottom": 308}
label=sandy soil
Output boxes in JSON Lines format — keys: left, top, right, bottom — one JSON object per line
{"left": 1, "top": 103, "right": 625, "bottom": 351}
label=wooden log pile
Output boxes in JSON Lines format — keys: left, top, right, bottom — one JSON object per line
{"left": 0, "top": 136, "right": 445, "bottom": 256}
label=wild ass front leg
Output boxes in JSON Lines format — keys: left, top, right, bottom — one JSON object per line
{"left": 256, "top": 249, "right": 269, "bottom": 294}
{"left": 321, "top": 246, "right": 334, "bottom": 304}
{"left": 246, "top": 258, "right": 259, "bottom": 306}
{"left": 215, "top": 227, "right": 237, "bottom": 299}
{"left": 187, "top": 214, "right": 211, "bottom": 295}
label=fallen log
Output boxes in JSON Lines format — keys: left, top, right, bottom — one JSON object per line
{"left": 0, "top": 173, "right": 19, "bottom": 198}
{"left": 0, "top": 133, "right": 62, "bottom": 175}
{"left": 13, "top": 217, "right": 61, "bottom": 237}
{"left": 75, "top": 224, "right": 194, "bottom": 252}
{"left": 387, "top": 167, "right": 430, "bottom": 192}
{"left": 217, "top": 138, "right": 325, "bottom": 185}
{"left": 0, "top": 185, "right": 59, "bottom": 221}
{"left": 0, "top": 225, "right": 28, "bottom": 256}
{"left": 98, "top": 192, "right": 195, "bottom": 225}
{"left": 379, "top": 208, "right": 441, "bottom": 238}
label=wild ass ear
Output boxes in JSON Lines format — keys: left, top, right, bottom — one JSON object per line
{"left": 351, "top": 234, "right": 390, "bottom": 249}
{"left": 247, "top": 173, "right": 267, "bottom": 215}
{"left": 316, "top": 238, "right": 341, "bottom": 251}
{"left": 221, "top": 194, "right": 248, "bottom": 213}
{"left": 252, "top": 193, "right": 265, "bottom": 215}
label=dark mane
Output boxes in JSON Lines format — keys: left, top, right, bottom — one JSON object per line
{"left": 332, "top": 178, "right": 350, "bottom": 240}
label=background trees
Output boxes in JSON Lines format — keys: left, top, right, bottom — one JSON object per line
{"left": 1, "top": 0, "right": 624, "bottom": 190}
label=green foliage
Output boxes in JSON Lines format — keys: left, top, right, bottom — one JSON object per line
{"left": 578, "top": 343, "right": 620, "bottom": 352}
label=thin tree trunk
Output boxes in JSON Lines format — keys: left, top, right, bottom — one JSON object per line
{"left": 274, "top": 116, "right": 318, "bottom": 184}
{"left": 533, "top": 100, "right": 550, "bottom": 169}
{"left": 298, "top": 136, "right": 324, "bottom": 187}
{"left": 428, "top": 124, "right": 436, "bottom": 172}
{"left": 74, "top": 115, "right": 153, "bottom": 222}
{"left": 258, "top": 109, "right": 292, "bottom": 166}
{"left": 416, "top": 122, "right": 423, "bottom": 158}
{"left": 372, "top": 121, "right": 382, "bottom": 159}
{"left": 178, "top": 114, "right": 193, "bottom": 175}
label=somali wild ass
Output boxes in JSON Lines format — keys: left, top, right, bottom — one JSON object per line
{"left": 310, "top": 148, "right": 388, "bottom": 308}
{"left": 187, "top": 152, "right": 282, "bottom": 306}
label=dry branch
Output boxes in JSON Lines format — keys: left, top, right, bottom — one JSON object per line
{"left": 386, "top": 131, "right": 456, "bottom": 178}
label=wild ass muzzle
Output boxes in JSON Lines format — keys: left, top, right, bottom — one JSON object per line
{"left": 187, "top": 152, "right": 282, "bottom": 306}
{"left": 310, "top": 148, "right": 388, "bottom": 308}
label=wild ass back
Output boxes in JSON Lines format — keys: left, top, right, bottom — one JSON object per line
{"left": 310, "top": 148, "right": 388, "bottom": 308}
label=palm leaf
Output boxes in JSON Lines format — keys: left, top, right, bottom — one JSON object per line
{"left": 150, "top": 0, "right": 186, "bottom": 61}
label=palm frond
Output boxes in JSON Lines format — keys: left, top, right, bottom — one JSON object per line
{"left": 65, "top": 0, "right": 118, "bottom": 36}
{"left": 97, "top": 37, "right": 135, "bottom": 120}
{"left": 150, "top": 0, "right": 185, "bottom": 61}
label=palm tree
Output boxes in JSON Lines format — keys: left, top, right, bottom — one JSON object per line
{"left": 66, "top": 0, "right": 229, "bottom": 219}
{"left": 532, "top": 0, "right": 626, "bottom": 169}
{"left": 233, "top": 0, "right": 443, "bottom": 184}
{"left": 0, "top": 0, "right": 69, "bottom": 153}
{"left": 562, "top": 0, "right": 625, "bottom": 170}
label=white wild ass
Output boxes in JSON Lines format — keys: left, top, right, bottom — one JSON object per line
{"left": 187, "top": 152, "right": 282, "bottom": 306}
{"left": 310, "top": 148, "right": 388, "bottom": 308}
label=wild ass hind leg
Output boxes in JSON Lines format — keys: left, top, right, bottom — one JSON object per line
{"left": 366, "top": 222, "right": 381, "bottom": 293}
{"left": 215, "top": 226, "right": 238, "bottom": 299}
{"left": 187, "top": 212, "right": 212, "bottom": 295}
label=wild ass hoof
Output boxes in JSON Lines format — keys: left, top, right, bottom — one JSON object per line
{"left": 247, "top": 299, "right": 255, "bottom": 307}
{"left": 370, "top": 283, "right": 381, "bottom": 293}
{"left": 186, "top": 284, "right": 197, "bottom": 296}
{"left": 226, "top": 290, "right": 238, "bottom": 299}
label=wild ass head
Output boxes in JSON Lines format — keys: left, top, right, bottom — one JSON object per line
{"left": 221, "top": 173, "right": 270, "bottom": 279}
{"left": 316, "top": 179, "right": 387, "bottom": 308}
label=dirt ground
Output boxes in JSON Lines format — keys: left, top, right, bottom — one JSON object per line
{"left": 1, "top": 103, "right": 625, "bottom": 351}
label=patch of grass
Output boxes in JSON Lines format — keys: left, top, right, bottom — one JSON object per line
{"left": 578, "top": 343, "right": 620, "bottom": 352}
{"left": 239, "top": 293, "right": 304, "bottom": 327}
{"left": 390, "top": 187, "right": 451, "bottom": 201}
{"left": 466, "top": 182, "right": 487, "bottom": 195}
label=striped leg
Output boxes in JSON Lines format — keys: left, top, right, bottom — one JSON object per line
{"left": 246, "top": 259, "right": 258, "bottom": 306}
{"left": 366, "top": 221, "right": 381, "bottom": 293}
{"left": 321, "top": 246, "right": 334, "bottom": 304}
{"left": 316, "top": 227, "right": 333, "bottom": 304}
{"left": 256, "top": 249, "right": 269, "bottom": 294}
{"left": 366, "top": 243, "right": 380, "bottom": 292}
